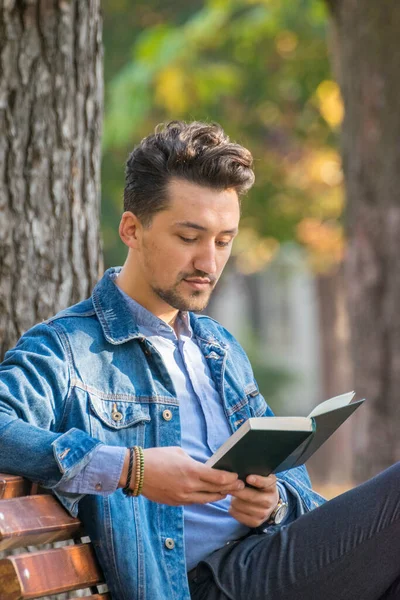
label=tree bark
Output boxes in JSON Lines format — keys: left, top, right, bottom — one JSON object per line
{"left": 327, "top": 1, "right": 400, "bottom": 481}
{"left": 0, "top": 3, "right": 103, "bottom": 595}
{"left": 0, "top": 0, "right": 103, "bottom": 361}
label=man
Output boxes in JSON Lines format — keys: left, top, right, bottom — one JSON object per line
{"left": 1, "top": 121, "right": 400, "bottom": 600}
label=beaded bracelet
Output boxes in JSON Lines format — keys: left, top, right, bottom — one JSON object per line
{"left": 122, "top": 447, "right": 135, "bottom": 496}
{"left": 136, "top": 446, "right": 145, "bottom": 496}
{"left": 132, "top": 446, "right": 144, "bottom": 497}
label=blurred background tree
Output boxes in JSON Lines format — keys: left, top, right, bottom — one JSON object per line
{"left": 327, "top": 1, "right": 400, "bottom": 481}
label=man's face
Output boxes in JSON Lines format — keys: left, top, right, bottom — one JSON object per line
{"left": 136, "top": 178, "right": 240, "bottom": 313}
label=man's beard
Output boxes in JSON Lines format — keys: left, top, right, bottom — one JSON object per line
{"left": 152, "top": 276, "right": 216, "bottom": 312}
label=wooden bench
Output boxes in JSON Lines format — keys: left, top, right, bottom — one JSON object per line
{"left": 0, "top": 473, "right": 110, "bottom": 600}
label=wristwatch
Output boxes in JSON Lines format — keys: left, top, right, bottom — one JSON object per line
{"left": 268, "top": 498, "right": 289, "bottom": 525}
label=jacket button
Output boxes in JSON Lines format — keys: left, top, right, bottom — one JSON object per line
{"left": 95, "top": 482, "right": 103, "bottom": 491}
{"left": 165, "top": 538, "right": 175, "bottom": 550}
{"left": 112, "top": 411, "right": 123, "bottom": 422}
{"left": 162, "top": 409, "right": 172, "bottom": 421}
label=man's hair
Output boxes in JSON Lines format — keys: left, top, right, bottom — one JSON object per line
{"left": 124, "top": 120, "right": 255, "bottom": 226}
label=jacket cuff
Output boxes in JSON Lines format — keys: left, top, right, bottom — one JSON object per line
{"left": 52, "top": 428, "right": 102, "bottom": 480}
{"left": 54, "top": 444, "right": 126, "bottom": 496}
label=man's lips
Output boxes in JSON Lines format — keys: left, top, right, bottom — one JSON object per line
{"left": 183, "top": 278, "right": 212, "bottom": 290}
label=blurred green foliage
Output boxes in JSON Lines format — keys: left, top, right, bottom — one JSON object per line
{"left": 248, "top": 355, "right": 298, "bottom": 413}
{"left": 102, "top": 0, "right": 343, "bottom": 272}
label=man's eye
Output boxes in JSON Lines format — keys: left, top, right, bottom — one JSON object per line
{"left": 216, "top": 240, "right": 231, "bottom": 248}
{"left": 179, "top": 236, "right": 196, "bottom": 243}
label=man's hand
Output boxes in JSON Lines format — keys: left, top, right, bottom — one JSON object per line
{"left": 228, "top": 474, "right": 279, "bottom": 528}
{"left": 125, "top": 446, "right": 244, "bottom": 506}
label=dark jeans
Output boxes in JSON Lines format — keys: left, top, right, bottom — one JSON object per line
{"left": 188, "top": 462, "right": 400, "bottom": 600}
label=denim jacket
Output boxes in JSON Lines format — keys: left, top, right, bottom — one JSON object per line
{"left": 0, "top": 267, "right": 325, "bottom": 600}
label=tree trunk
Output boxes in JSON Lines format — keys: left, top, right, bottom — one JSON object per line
{"left": 327, "top": 1, "right": 400, "bottom": 481}
{"left": 0, "top": 0, "right": 103, "bottom": 362}
{"left": 0, "top": 2, "right": 103, "bottom": 595}
{"left": 307, "top": 267, "right": 354, "bottom": 486}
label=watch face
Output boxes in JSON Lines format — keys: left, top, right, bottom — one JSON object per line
{"left": 274, "top": 502, "right": 289, "bottom": 525}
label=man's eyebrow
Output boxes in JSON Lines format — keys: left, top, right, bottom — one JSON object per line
{"left": 173, "top": 221, "right": 238, "bottom": 235}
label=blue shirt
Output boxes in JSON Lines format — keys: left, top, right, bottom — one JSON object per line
{"left": 116, "top": 295, "right": 249, "bottom": 570}
{"left": 58, "top": 278, "right": 290, "bottom": 569}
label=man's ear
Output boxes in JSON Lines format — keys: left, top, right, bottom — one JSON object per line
{"left": 118, "top": 211, "right": 143, "bottom": 249}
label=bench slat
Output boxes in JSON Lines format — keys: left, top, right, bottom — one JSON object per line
{"left": 0, "top": 543, "right": 103, "bottom": 599}
{"left": 0, "top": 495, "right": 82, "bottom": 551}
{"left": 0, "top": 474, "right": 31, "bottom": 500}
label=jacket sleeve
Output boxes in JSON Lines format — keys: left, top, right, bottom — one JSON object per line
{"left": 0, "top": 321, "right": 103, "bottom": 512}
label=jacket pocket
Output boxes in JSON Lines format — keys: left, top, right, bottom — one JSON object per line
{"left": 89, "top": 395, "right": 151, "bottom": 430}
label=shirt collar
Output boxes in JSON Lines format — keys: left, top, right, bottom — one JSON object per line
{"left": 92, "top": 267, "right": 194, "bottom": 344}
{"left": 112, "top": 274, "right": 192, "bottom": 339}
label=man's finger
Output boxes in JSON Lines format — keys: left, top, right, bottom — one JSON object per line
{"left": 197, "top": 463, "right": 239, "bottom": 486}
{"left": 229, "top": 504, "right": 269, "bottom": 528}
{"left": 230, "top": 494, "right": 275, "bottom": 514}
{"left": 229, "top": 484, "right": 264, "bottom": 502}
{"left": 246, "top": 474, "right": 277, "bottom": 489}
{"left": 194, "top": 479, "right": 245, "bottom": 494}
{"left": 188, "top": 491, "right": 229, "bottom": 504}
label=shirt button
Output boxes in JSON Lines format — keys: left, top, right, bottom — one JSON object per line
{"left": 162, "top": 409, "right": 173, "bottom": 421}
{"left": 95, "top": 482, "right": 103, "bottom": 491}
{"left": 165, "top": 538, "right": 175, "bottom": 550}
{"left": 112, "top": 411, "right": 123, "bottom": 422}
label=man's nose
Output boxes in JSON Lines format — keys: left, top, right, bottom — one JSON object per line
{"left": 193, "top": 244, "right": 218, "bottom": 275}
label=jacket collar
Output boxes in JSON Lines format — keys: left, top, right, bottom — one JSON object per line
{"left": 92, "top": 267, "right": 142, "bottom": 345}
{"left": 92, "top": 267, "right": 226, "bottom": 350}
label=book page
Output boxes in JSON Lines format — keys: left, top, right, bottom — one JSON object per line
{"left": 308, "top": 391, "right": 355, "bottom": 418}
{"left": 247, "top": 417, "right": 313, "bottom": 431}
{"left": 294, "top": 399, "right": 364, "bottom": 467}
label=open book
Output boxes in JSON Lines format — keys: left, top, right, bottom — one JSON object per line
{"left": 206, "top": 392, "right": 364, "bottom": 480}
